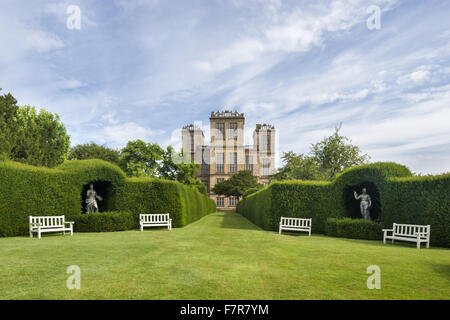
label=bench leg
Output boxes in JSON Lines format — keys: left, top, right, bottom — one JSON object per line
{"left": 279, "top": 226, "right": 282, "bottom": 235}
{"left": 29, "top": 231, "right": 33, "bottom": 238}
{"left": 140, "top": 225, "right": 143, "bottom": 232}
{"left": 70, "top": 226, "right": 73, "bottom": 236}
{"left": 38, "top": 230, "right": 41, "bottom": 239}
{"left": 426, "top": 240, "right": 430, "bottom": 249}
{"left": 417, "top": 240, "right": 420, "bottom": 249}
{"left": 309, "top": 229, "right": 311, "bottom": 237}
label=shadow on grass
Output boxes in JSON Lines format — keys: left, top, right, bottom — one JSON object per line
{"left": 219, "top": 212, "right": 262, "bottom": 231}
{"left": 320, "top": 236, "right": 450, "bottom": 251}
{"left": 431, "top": 264, "right": 450, "bottom": 279}
{"left": 279, "top": 231, "right": 311, "bottom": 238}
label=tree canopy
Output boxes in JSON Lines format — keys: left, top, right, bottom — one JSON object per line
{"left": 68, "top": 143, "right": 121, "bottom": 166}
{"left": 310, "top": 124, "right": 370, "bottom": 179}
{"left": 0, "top": 92, "right": 71, "bottom": 167}
{"left": 119, "top": 139, "right": 165, "bottom": 177}
{"left": 159, "top": 146, "right": 200, "bottom": 185}
{"left": 212, "top": 170, "right": 262, "bottom": 198}
{"left": 273, "top": 125, "right": 370, "bottom": 181}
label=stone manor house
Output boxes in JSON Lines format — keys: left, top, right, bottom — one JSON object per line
{"left": 182, "top": 110, "right": 276, "bottom": 210}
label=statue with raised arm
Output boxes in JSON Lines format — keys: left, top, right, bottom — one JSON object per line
{"left": 353, "top": 188, "right": 372, "bottom": 220}
{"left": 86, "top": 183, "right": 103, "bottom": 213}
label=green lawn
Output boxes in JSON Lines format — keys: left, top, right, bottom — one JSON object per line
{"left": 0, "top": 212, "right": 449, "bottom": 300}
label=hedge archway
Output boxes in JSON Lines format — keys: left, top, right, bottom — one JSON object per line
{"left": 343, "top": 181, "right": 380, "bottom": 221}
{"left": 81, "top": 181, "right": 114, "bottom": 213}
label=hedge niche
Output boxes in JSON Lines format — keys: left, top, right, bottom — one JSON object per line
{"left": 0, "top": 159, "right": 215, "bottom": 237}
{"left": 237, "top": 162, "right": 450, "bottom": 247}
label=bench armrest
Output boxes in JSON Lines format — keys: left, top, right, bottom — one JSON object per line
{"left": 382, "top": 229, "right": 393, "bottom": 234}
{"left": 65, "top": 221, "right": 75, "bottom": 225}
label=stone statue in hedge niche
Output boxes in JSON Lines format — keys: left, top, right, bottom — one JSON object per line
{"left": 353, "top": 188, "right": 372, "bottom": 220}
{"left": 86, "top": 184, "right": 103, "bottom": 213}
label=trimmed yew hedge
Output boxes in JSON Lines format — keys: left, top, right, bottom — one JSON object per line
{"left": 74, "top": 211, "right": 136, "bottom": 232}
{"left": 0, "top": 159, "right": 215, "bottom": 237}
{"left": 325, "top": 218, "right": 382, "bottom": 240}
{"left": 237, "top": 162, "right": 450, "bottom": 247}
{"left": 112, "top": 177, "right": 216, "bottom": 228}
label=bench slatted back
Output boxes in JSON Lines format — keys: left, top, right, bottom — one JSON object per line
{"left": 140, "top": 214, "right": 170, "bottom": 223}
{"left": 393, "top": 223, "right": 430, "bottom": 237}
{"left": 281, "top": 217, "right": 311, "bottom": 228}
{"left": 30, "top": 216, "right": 65, "bottom": 228}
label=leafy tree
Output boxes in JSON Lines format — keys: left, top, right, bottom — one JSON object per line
{"left": 159, "top": 146, "right": 199, "bottom": 183}
{"left": 212, "top": 170, "right": 262, "bottom": 198}
{"left": 68, "top": 143, "right": 121, "bottom": 166}
{"left": 310, "top": 124, "right": 370, "bottom": 179}
{"left": 273, "top": 125, "right": 370, "bottom": 181}
{"left": 9, "top": 104, "right": 70, "bottom": 167}
{"left": 119, "top": 139, "right": 165, "bottom": 177}
{"left": 272, "top": 151, "right": 328, "bottom": 181}
{"left": 0, "top": 92, "right": 20, "bottom": 158}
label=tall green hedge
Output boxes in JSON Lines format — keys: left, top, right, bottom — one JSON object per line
{"left": 237, "top": 162, "right": 450, "bottom": 247}
{"left": 112, "top": 177, "right": 215, "bottom": 228}
{"left": 74, "top": 211, "right": 136, "bottom": 232}
{"left": 0, "top": 159, "right": 215, "bottom": 237}
{"left": 325, "top": 218, "right": 382, "bottom": 240}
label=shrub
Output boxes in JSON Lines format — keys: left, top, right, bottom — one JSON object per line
{"left": 193, "top": 182, "right": 207, "bottom": 195}
{"left": 237, "top": 162, "right": 450, "bottom": 247}
{"left": 325, "top": 218, "right": 382, "bottom": 240}
{"left": 74, "top": 211, "right": 136, "bottom": 232}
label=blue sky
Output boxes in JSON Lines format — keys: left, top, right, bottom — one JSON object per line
{"left": 1, "top": 0, "right": 449, "bottom": 174}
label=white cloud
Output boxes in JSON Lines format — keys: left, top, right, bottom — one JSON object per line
{"left": 57, "top": 79, "right": 87, "bottom": 90}
{"left": 103, "top": 122, "right": 165, "bottom": 146}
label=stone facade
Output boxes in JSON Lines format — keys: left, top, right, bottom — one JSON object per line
{"left": 182, "top": 111, "right": 276, "bottom": 210}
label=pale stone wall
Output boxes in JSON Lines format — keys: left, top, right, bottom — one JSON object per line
{"left": 182, "top": 111, "right": 276, "bottom": 209}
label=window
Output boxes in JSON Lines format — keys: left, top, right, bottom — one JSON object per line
{"left": 262, "top": 158, "right": 270, "bottom": 176}
{"left": 216, "top": 178, "right": 224, "bottom": 184}
{"left": 216, "top": 197, "right": 224, "bottom": 207}
{"left": 266, "top": 134, "right": 271, "bottom": 151}
{"left": 245, "top": 155, "right": 254, "bottom": 172}
{"left": 203, "top": 181, "right": 209, "bottom": 193}
{"left": 261, "top": 134, "right": 271, "bottom": 151}
{"left": 229, "top": 152, "right": 237, "bottom": 173}
{"left": 201, "top": 161, "right": 210, "bottom": 175}
{"left": 229, "top": 196, "right": 238, "bottom": 206}
{"left": 202, "top": 150, "right": 210, "bottom": 175}
{"left": 216, "top": 123, "right": 225, "bottom": 140}
{"left": 185, "top": 135, "right": 194, "bottom": 152}
{"left": 216, "top": 153, "right": 224, "bottom": 173}
{"left": 228, "top": 123, "right": 238, "bottom": 140}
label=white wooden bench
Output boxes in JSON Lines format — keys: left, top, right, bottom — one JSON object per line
{"left": 279, "top": 217, "right": 312, "bottom": 236}
{"left": 140, "top": 213, "right": 172, "bottom": 231}
{"left": 383, "top": 223, "right": 430, "bottom": 249}
{"left": 29, "top": 216, "right": 74, "bottom": 239}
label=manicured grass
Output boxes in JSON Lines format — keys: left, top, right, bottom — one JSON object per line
{"left": 0, "top": 212, "right": 449, "bottom": 299}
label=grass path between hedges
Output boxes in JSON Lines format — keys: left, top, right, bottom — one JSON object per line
{"left": 0, "top": 212, "right": 449, "bottom": 300}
